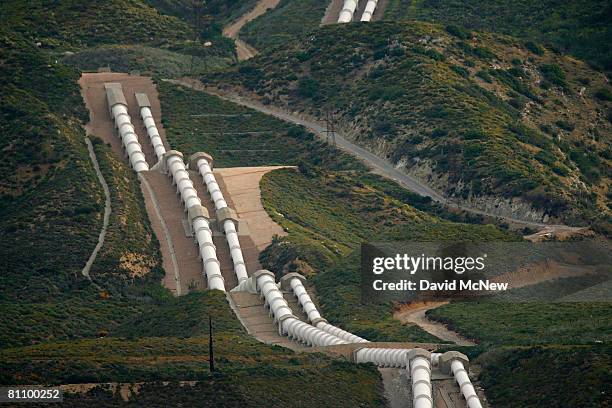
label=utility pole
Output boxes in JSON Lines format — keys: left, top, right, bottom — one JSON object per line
{"left": 325, "top": 110, "right": 337, "bottom": 147}
{"left": 209, "top": 314, "right": 215, "bottom": 373}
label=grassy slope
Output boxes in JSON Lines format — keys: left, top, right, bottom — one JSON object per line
{"left": 241, "top": 0, "right": 329, "bottom": 51}
{"left": 0, "top": 30, "right": 102, "bottom": 303}
{"left": 478, "top": 345, "right": 611, "bottom": 408}
{"left": 428, "top": 301, "right": 611, "bottom": 346}
{"left": 1, "top": 292, "right": 385, "bottom": 408}
{"left": 158, "top": 81, "right": 361, "bottom": 170}
{"left": 384, "top": 0, "right": 612, "bottom": 71}
{"left": 210, "top": 21, "right": 611, "bottom": 227}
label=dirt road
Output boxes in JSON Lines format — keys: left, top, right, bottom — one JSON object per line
{"left": 222, "top": 0, "right": 281, "bottom": 60}
{"left": 168, "top": 79, "right": 585, "bottom": 232}
{"left": 394, "top": 302, "right": 476, "bottom": 346}
{"left": 81, "top": 137, "right": 111, "bottom": 280}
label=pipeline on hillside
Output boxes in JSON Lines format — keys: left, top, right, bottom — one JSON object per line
{"left": 132, "top": 92, "right": 224, "bottom": 291}
{"left": 105, "top": 84, "right": 148, "bottom": 172}
{"left": 280, "top": 273, "right": 368, "bottom": 343}
{"left": 190, "top": 152, "right": 249, "bottom": 284}
{"left": 126, "top": 89, "right": 483, "bottom": 408}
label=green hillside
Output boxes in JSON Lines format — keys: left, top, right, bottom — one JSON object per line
{"left": 241, "top": 0, "right": 329, "bottom": 51}
{"left": 209, "top": 21, "right": 611, "bottom": 228}
{"left": 0, "top": 29, "right": 167, "bottom": 349}
{"left": 478, "top": 345, "right": 610, "bottom": 408}
{"left": 1, "top": 0, "right": 238, "bottom": 76}
{"left": 1, "top": 292, "right": 385, "bottom": 407}
{"left": 384, "top": 0, "right": 612, "bottom": 71}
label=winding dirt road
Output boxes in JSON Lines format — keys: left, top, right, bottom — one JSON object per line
{"left": 394, "top": 302, "right": 476, "bottom": 346}
{"left": 222, "top": 0, "right": 280, "bottom": 60}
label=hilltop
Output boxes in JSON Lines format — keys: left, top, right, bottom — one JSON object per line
{"left": 207, "top": 21, "right": 611, "bottom": 229}
{"left": 384, "top": 0, "right": 612, "bottom": 71}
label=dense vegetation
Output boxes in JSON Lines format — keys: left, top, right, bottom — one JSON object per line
{"left": 209, "top": 22, "right": 611, "bottom": 228}
{"left": 384, "top": 0, "right": 612, "bottom": 71}
{"left": 429, "top": 301, "right": 611, "bottom": 346}
{"left": 260, "top": 168, "right": 518, "bottom": 341}
{"left": 1, "top": 0, "right": 239, "bottom": 76}
{"left": 241, "top": 0, "right": 329, "bottom": 51}
{"left": 478, "top": 345, "right": 611, "bottom": 408}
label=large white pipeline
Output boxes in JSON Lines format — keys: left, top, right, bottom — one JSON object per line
{"left": 409, "top": 349, "right": 433, "bottom": 408}
{"left": 281, "top": 273, "right": 369, "bottom": 343}
{"left": 437, "top": 351, "right": 483, "bottom": 408}
{"left": 338, "top": 0, "right": 359, "bottom": 23}
{"left": 191, "top": 153, "right": 249, "bottom": 284}
{"left": 451, "top": 360, "right": 483, "bottom": 408}
{"left": 360, "top": 0, "right": 378, "bottom": 22}
{"left": 165, "top": 151, "right": 225, "bottom": 291}
{"left": 355, "top": 347, "right": 409, "bottom": 368}
{"left": 105, "top": 84, "right": 148, "bottom": 172}
{"left": 237, "top": 271, "right": 347, "bottom": 346}
{"left": 135, "top": 94, "right": 166, "bottom": 162}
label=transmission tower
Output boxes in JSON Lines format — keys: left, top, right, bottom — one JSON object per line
{"left": 325, "top": 110, "right": 337, "bottom": 147}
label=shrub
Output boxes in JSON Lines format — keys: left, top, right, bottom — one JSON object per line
{"left": 297, "top": 78, "right": 320, "bottom": 98}
{"left": 445, "top": 24, "right": 471, "bottom": 39}
{"left": 594, "top": 88, "right": 612, "bottom": 101}
{"left": 540, "top": 64, "right": 567, "bottom": 88}
{"left": 525, "top": 41, "right": 545, "bottom": 55}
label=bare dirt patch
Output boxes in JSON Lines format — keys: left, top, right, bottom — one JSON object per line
{"left": 214, "top": 166, "right": 290, "bottom": 252}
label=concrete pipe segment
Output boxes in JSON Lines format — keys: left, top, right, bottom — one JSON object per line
{"left": 281, "top": 273, "right": 369, "bottom": 343}
{"left": 135, "top": 93, "right": 166, "bottom": 162}
{"left": 439, "top": 351, "right": 483, "bottom": 408}
{"left": 354, "top": 348, "right": 410, "bottom": 368}
{"left": 191, "top": 152, "right": 249, "bottom": 283}
{"left": 360, "top": 0, "right": 378, "bottom": 22}
{"left": 105, "top": 84, "right": 148, "bottom": 172}
{"left": 164, "top": 150, "right": 225, "bottom": 291}
{"left": 408, "top": 349, "right": 433, "bottom": 408}
{"left": 338, "top": 0, "right": 359, "bottom": 23}
{"left": 250, "top": 271, "right": 347, "bottom": 346}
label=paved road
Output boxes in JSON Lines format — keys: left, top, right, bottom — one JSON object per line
{"left": 168, "top": 79, "right": 584, "bottom": 231}
{"left": 81, "top": 137, "right": 111, "bottom": 280}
